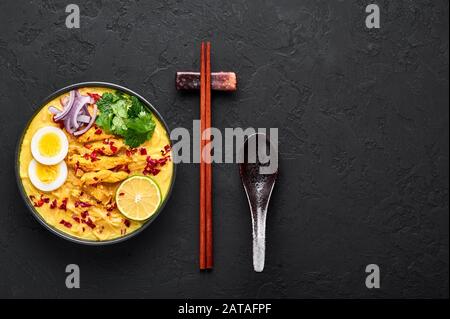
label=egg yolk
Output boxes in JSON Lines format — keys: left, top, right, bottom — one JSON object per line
{"left": 38, "top": 132, "right": 61, "bottom": 157}
{"left": 36, "top": 162, "right": 59, "bottom": 183}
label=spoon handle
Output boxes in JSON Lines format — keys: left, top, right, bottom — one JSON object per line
{"left": 252, "top": 208, "right": 267, "bottom": 272}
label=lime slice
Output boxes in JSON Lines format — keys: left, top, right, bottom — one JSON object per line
{"left": 115, "top": 176, "right": 162, "bottom": 221}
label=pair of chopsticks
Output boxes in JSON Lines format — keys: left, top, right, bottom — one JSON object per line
{"left": 200, "top": 42, "right": 213, "bottom": 270}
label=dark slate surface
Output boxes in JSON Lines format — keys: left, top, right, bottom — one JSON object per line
{"left": 0, "top": 0, "right": 448, "bottom": 298}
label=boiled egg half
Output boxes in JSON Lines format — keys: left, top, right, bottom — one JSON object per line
{"left": 28, "top": 159, "right": 68, "bottom": 192}
{"left": 31, "top": 126, "right": 68, "bottom": 165}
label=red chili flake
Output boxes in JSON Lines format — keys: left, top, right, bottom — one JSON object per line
{"left": 157, "top": 157, "right": 168, "bottom": 165}
{"left": 126, "top": 148, "right": 138, "bottom": 157}
{"left": 29, "top": 195, "right": 36, "bottom": 201}
{"left": 146, "top": 156, "right": 157, "bottom": 165}
{"left": 161, "top": 144, "right": 171, "bottom": 156}
{"left": 59, "top": 220, "right": 72, "bottom": 228}
{"left": 80, "top": 201, "right": 92, "bottom": 208}
{"left": 119, "top": 192, "right": 125, "bottom": 196}
{"left": 81, "top": 211, "right": 89, "bottom": 219}
{"left": 36, "top": 194, "right": 50, "bottom": 204}
{"left": 106, "top": 202, "right": 116, "bottom": 212}
{"left": 151, "top": 168, "right": 161, "bottom": 175}
{"left": 83, "top": 153, "right": 90, "bottom": 160}
{"left": 96, "top": 148, "right": 105, "bottom": 156}
{"left": 75, "top": 201, "right": 92, "bottom": 208}
{"left": 142, "top": 154, "right": 168, "bottom": 176}
{"left": 103, "top": 138, "right": 110, "bottom": 145}
{"left": 143, "top": 167, "right": 160, "bottom": 176}
{"left": 94, "top": 128, "right": 103, "bottom": 135}
{"left": 59, "top": 198, "right": 68, "bottom": 211}
{"left": 140, "top": 148, "right": 147, "bottom": 155}
{"left": 124, "top": 219, "right": 131, "bottom": 228}
{"left": 82, "top": 218, "right": 96, "bottom": 229}
{"left": 88, "top": 93, "right": 101, "bottom": 103}
{"left": 72, "top": 216, "right": 81, "bottom": 223}
{"left": 50, "top": 199, "right": 57, "bottom": 209}
{"left": 123, "top": 164, "right": 131, "bottom": 174}
{"left": 90, "top": 150, "right": 100, "bottom": 162}
{"left": 110, "top": 144, "right": 118, "bottom": 153}
{"left": 74, "top": 161, "right": 80, "bottom": 175}
{"left": 34, "top": 199, "right": 45, "bottom": 207}
{"left": 112, "top": 164, "right": 122, "bottom": 172}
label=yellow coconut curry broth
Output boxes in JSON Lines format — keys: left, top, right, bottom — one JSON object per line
{"left": 19, "top": 87, "right": 173, "bottom": 241}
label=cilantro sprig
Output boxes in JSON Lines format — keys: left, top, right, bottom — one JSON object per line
{"left": 95, "top": 91, "right": 156, "bottom": 148}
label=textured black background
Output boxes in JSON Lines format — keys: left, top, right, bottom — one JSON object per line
{"left": 0, "top": 0, "right": 448, "bottom": 298}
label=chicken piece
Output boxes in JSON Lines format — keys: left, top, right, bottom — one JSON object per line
{"left": 82, "top": 185, "right": 112, "bottom": 203}
{"left": 68, "top": 145, "right": 84, "bottom": 156}
{"left": 68, "top": 154, "right": 131, "bottom": 172}
{"left": 76, "top": 127, "right": 113, "bottom": 143}
{"left": 69, "top": 139, "right": 125, "bottom": 156}
{"left": 81, "top": 170, "right": 129, "bottom": 185}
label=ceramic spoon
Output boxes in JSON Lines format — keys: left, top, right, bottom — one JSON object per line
{"left": 239, "top": 133, "right": 278, "bottom": 272}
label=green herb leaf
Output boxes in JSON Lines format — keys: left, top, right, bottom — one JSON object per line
{"left": 95, "top": 110, "right": 113, "bottom": 133}
{"left": 126, "top": 113, "right": 155, "bottom": 134}
{"left": 97, "top": 93, "right": 116, "bottom": 113}
{"left": 110, "top": 99, "right": 128, "bottom": 119}
{"left": 128, "top": 96, "right": 145, "bottom": 118}
{"left": 94, "top": 92, "right": 156, "bottom": 147}
{"left": 124, "top": 131, "right": 149, "bottom": 148}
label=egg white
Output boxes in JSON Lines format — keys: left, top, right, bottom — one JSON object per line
{"left": 28, "top": 159, "right": 68, "bottom": 192}
{"left": 31, "top": 126, "right": 69, "bottom": 165}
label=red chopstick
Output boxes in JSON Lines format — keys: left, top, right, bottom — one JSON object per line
{"left": 205, "top": 42, "right": 213, "bottom": 269}
{"left": 199, "top": 42, "right": 213, "bottom": 270}
{"left": 199, "top": 42, "right": 207, "bottom": 270}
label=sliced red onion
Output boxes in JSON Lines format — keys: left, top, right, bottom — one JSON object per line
{"left": 48, "top": 89, "right": 98, "bottom": 136}
{"left": 48, "top": 106, "right": 61, "bottom": 115}
{"left": 64, "top": 114, "right": 75, "bottom": 134}
{"left": 77, "top": 114, "right": 91, "bottom": 123}
{"left": 71, "top": 93, "right": 91, "bottom": 129}
{"left": 82, "top": 103, "right": 90, "bottom": 114}
{"left": 54, "top": 90, "right": 76, "bottom": 121}
{"left": 74, "top": 104, "right": 97, "bottom": 136}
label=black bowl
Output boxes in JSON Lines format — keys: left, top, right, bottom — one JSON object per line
{"left": 15, "top": 82, "right": 176, "bottom": 245}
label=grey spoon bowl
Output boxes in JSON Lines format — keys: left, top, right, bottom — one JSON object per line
{"left": 239, "top": 133, "right": 278, "bottom": 272}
